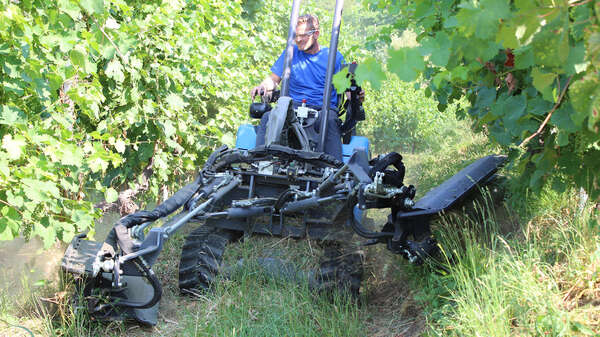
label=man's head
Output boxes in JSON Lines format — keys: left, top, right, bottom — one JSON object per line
{"left": 296, "top": 14, "right": 320, "bottom": 54}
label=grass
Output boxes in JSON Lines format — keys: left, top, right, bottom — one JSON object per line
{"left": 2, "top": 118, "right": 599, "bottom": 336}
{"left": 397, "top": 119, "right": 600, "bottom": 336}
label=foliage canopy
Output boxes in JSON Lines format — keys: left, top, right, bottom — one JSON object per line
{"left": 346, "top": 0, "right": 600, "bottom": 200}
{"left": 0, "top": 0, "right": 287, "bottom": 245}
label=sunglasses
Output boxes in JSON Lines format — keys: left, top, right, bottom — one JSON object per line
{"left": 296, "top": 30, "right": 317, "bottom": 38}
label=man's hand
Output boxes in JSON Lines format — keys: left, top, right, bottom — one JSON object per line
{"left": 251, "top": 73, "right": 281, "bottom": 100}
{"left": 345, "top": 88, "right": 366, "bottom": 102}
{"left": 250, "top": 84, "right": 267, "bottom": 100}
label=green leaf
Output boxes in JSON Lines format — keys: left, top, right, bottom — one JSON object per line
{"left": 531, "top": 68, "right": 556, "bottom": 102}
{"left": 588, "top": 94, "right": 600, "bottom": 131}
{"left": 355, "top": 57, "right": 385, "bottom": 90}
{"left": 166, "top": 93, "right": 187, "bottom": 112}
{"left": 570, "top": 77, "right": 598, "bottom": 127}
{"left": 456, "top": 0, "right": 511, "bottom": 40}
{"left": 492, "top": 93, "right": 526, "bottom": 124}
{"left": 420, "top": 32, "right": 451, "bottom": 67}
{"left": 564, "top": 42, "right": 587, "bottom": 75}
{"left": 588, "top": 32, "right": 600, "bottom": 68}
{"left": 475, "top": 87, "right": 497, "bottom": 109}
{"left": 115, "top": 139, "right": 126, "bottom": 153}
{"left": 60, "top": 221, "right": 76, "bottom": 243}
{"left": 432, "top": 71, "right": 450, "bottom": 89}
{"left": 57, "top": 0, "right": 81, "bottom": 20}
{"left": 0, "top": 207, "right": 20, "bottom": 241}
{"left": 162, "top": 120, "right": 176, "bottom": 138}
{"left": 105, "top": 187, "right": 118, "bottom": 203}
{"left": 489, "top": 123, "right": 513, "bottom": 146}
{"left": 496, "top": 23, "right": 519, "bottom": 49}
{"left": 69, "top": 48, "right": 86, "bottom": 69}
{"left": 443, "top": 16, "right": 458, "bottom": 28}
{"left": 105, "top": 58, "right": 125, "bottom": 83}
{"left": 529, "top": 168, "right": 546, "bottom": 190}
{"left": 0, "top": 105, "right": 26, "bottom": 125}
{"left": 72, "top": 209, "right": 94, "bottom": 231}
{"left": 80, "top": 0, "right": 104, "bottom": 15}
{"left": 515, "top": 0, "right": 536, "bottom": 11}
{"left": 450, "top": 66, "right": 468, "bottom": 81}
{"left": 526, "top": 96, "right": 553, "bottom": 116}
{"left": 2, "top": 134, "right": 26, "bottom": 160}
{"left": 6, "top": 190, "right": 24, "bottom": 208}
{"left": 556, "top": 130, "right": 569, "bottom": 147}
{"left": 531, "top": 18, "right": 569, "bottom": 68}
{"left": 332, "top": 67, "right": 350, "bottom": 93}
{"left": 550, "top": 103, "right": 578, "bottom": 133}
{"left": 220, "top": 132, "right": 234, "bottom": 147}
{"left": 0, "top": 157, "right": 9, "bottom": 178}
{"left": 388, "top": 47, "right": 425, "bottom": 82}
{"left": 33, "top": 222, "right": 57, "bottom": 248}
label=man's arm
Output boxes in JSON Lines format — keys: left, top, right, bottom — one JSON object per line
{"left": 250, "top": 73, "right": 282, "bottom": 100}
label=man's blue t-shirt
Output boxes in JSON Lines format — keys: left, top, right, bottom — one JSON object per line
{"left": 271, "top": 45, "right": 344, "bottom": 108}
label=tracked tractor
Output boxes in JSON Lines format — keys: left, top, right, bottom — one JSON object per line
{"left": 61, "top": 0, "right": 505, "bottom": 326}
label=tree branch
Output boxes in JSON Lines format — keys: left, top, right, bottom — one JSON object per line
{"left": 90, "top": 15, "right": 126, "bottom": 62}
{"left": 519, "top": 76, "right": 573, "bottom": 148}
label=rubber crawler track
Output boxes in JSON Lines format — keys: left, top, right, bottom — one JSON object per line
{"left": 316, "top": 245, "right": 364, "bottom": 297}
{"left": 178, "top": 226, "right": 238, "bottom": 292}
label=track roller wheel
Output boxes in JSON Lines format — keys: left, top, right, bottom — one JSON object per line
{"left": 315, "top": 244, "right": 364, "bottom": 297}
{"left": 178, "top": 226, "right": 240, "bottom": 293}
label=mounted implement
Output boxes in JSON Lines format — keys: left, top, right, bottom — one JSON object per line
{"left": 61, "top": 0, "right": 505, "bottom": 326}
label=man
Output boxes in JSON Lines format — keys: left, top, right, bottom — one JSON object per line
{"left": 250, "top": 14, "right": 346, "bottom": 160}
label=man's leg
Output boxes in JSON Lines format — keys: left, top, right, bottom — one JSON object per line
{"left": 255, "top": 111, "right": 270, "bottom": 147}
{"left": 322, "top": 109, "right": 343, "bottom": 161}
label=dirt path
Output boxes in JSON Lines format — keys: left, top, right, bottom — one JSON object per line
{"left": 363, "top": 246, "right": 426, "bottom": 337}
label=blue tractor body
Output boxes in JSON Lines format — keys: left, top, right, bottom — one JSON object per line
{"left": 235, "top": 123, "right": 370, "bottom": 164}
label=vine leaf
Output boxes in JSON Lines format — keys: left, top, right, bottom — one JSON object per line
{"left": 105, "top": 58, "right": 124, "bottom": 83}
{"left": 550, "top": 103, "right": 578, "bottom": 133}
{"left": 456, "top": 0, "right": 510, "bottom": 40}
{"left": 420, "top": 32, "right": 451, "bottom": 67}
{"left": 588, "top": 32, "right": 600, "bottom": 68}
{"left": 388, "top": 47, "right": 424, "bottom": 82}
{"left": 57, "top": 0, "right": 81, "bottom": 19}
{"left": 531, "top": 68, "right": 556, "bottom": 102}
{"left": 1, "top": 134, "right": 26, "bottom": 160}
{"left": 79, "top": 0, "right": 104, "bottom": 15}
{"left": 355, "top": 57, "right": 385, "bottom": 90}
{"left": 496, "top": 23, "right": 519, "bottom": 49}
{"left": 166, "top": 93, "right": 187, "bottom": 112}
{"left": 0, "top": 207, "right": 20, "bottom": 241}
{"left": 33, "top": 222, "right": 57, "bottom": 248}
{"left": 0, "top": 105, "right": 26, "bottom": 125}
{"left": 570, "top": 77, "right": 598, "bottom": 127}
{"left": 332, "top": 67, "right": 350, "bottom": 93}
{"left": 514, "top": 48, "right": 534, "bottom": 70}
{"left": 105, "top": 188, "right": 118, "bottom": 203}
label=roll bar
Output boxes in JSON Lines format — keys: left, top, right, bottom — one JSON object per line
{"left": 280, "top": 0, "right": 301, "bottom": 97}
{"left": 319, "top": 0, "right": 344, "bottom": 152}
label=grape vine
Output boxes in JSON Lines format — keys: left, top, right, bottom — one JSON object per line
{"left": 353, "top": 0, "right": 600, "bottom": 199}
{"left": 0, "top": 0, "right": 287, "bottom": 245}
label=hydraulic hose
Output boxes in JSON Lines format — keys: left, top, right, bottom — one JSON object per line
{"left": 348, "top": 210, "right": 393, "bottom": 239}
